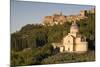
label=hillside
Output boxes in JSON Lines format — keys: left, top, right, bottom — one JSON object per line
{"left": 11, "top": 12, "right": 95, "bottom": 66}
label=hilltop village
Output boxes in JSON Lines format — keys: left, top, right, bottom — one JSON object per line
{"left": 42, "top": 8, "right": 95, "bottom": 26}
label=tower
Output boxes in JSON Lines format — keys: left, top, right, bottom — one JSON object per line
{"left": 70, "top": 21, "right": 79, "bottom": 37}
{"left": 80, "top": 10, "right": 86, "bottom": 17}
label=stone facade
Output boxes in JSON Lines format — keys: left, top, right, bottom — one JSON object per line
{"left": 42, "top": 12, "right": 67, "bottom": 26}
{"left": 41, "top": 8, "right": 95, "bottom": 26}
{"left": 52, "top": 21, "right": 88, "bottom": 53}
{"left": 41, "top": 11, "right": 86, "bottom": 26}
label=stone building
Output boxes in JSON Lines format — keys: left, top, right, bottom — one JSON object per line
{"left": 41, "top": 10, "right": 88, "bottom": 26}
{"left": 42, "top": 12, "right": 67, "bottom": 26}
{"left": 66, "top": 14, "right": 87, "bottom": 22}
{"left": 52, "top": 21, "right": 88, "bottom": 53}
{"left": 86, "top": 8, "right": 95, "bottom": 14}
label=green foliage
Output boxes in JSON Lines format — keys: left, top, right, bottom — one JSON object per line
{"left": 11, "top": 44, "right": 53, "bottom": 66}
{"left": 41, "top": 51, "right": 95, "bottom": 64}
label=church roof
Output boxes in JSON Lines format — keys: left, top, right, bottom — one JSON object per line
{"left": 71, "top": 21, "right": 79, "bottom": 29}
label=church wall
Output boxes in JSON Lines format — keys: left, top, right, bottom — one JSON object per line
{"left": 63, "top": 35, "right": 74, "bottom": 52}
{"left": 63, "top": 35, "right": 73, "bottom": 45}
{"left": 65, "top": 44, "right": 73, "bottom": 52}
{"left": 75, "top": 42, "right": 88, "bottom": 52}
{"left": 75, "top": 37, "right": 81, "bottom": 43}
{"left": 60, "top": 46, "right": 64, "bottom": 52}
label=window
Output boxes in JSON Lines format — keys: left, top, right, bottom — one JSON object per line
{"left": 68, "top": 40, "right": 70, "bottom": 43}
{"left": 68, "top": 48, "right": 70, "bottom": 51}
{"left": 81, "top": 36, "right": 86, "bottom": 42}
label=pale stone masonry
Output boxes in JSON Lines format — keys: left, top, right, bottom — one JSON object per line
{"left": 41, "top": 8, "right": 95, "bottom": 26}
{"left": 42, "top": 12, "right": 67, "bottom": 26}
{"left": 52, "top": 21, "right": 88, "bottom": 53}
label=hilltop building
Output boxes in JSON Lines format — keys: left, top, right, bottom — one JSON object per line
{"left": 42, "top": 12, "right": 67, "bottom": 26}
{"left": 52, "top": 21, "right": 88, "bottom": 53}
{"left": 42, "top": 8, "right": 95, "bottom": 26}
{"left": 42, "top": 11, "right": 87, "bottom": 26}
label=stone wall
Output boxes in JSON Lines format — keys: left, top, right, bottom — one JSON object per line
{"left": 75, "top": 42, "right": 88, "bottom": 52}
{"left": 41, "top": 8, "right": 95, "bottom": 26}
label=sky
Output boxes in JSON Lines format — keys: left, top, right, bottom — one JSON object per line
{"left": 11, "top": 0, "right": 95, "bottom": 33}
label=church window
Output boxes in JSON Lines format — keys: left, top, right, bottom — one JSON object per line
{"left": 68, "top": 48, "right": 70, "bottom": 51}
{"left": 81, "top": 37, "right": 85, "bottom": 42}
{"left": 68, "top": 40, "right": 70, "bottom": 43}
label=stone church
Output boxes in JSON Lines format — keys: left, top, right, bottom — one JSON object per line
{"left": 52, "top": 21, "right": 88, "bottom": 53}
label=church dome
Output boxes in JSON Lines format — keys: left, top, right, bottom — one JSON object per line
{"left": 70, "top": 21, "right": 79, "bottom": 33}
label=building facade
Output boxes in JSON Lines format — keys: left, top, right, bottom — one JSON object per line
{"left": 41, "top": 8, "right": 95, "bottom": 26}
{"left": 42, "top": 12, "right": 67, "bottom": 26}
{"left": 42, "top": 10, "right": 88, "bottom": 26}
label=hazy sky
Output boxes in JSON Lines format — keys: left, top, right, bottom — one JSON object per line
{"left": 11, "top": 0, "right": 95, "bottom": 33}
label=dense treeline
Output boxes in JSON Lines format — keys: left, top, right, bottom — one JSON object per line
{"left": 11, "top": 13, "right": 95, "bottom": 66}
